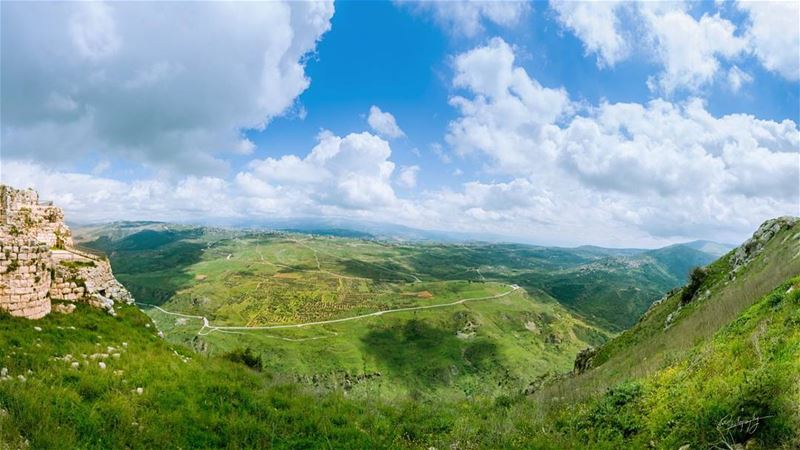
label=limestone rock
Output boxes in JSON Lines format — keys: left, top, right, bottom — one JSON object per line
{"left": 731, "top": 217, "right": 799, "bottom": 273}
{"left": 573, "top": 346, "right": 597, "bottom": 375}
{"left": 53, "top": 303, "right": 76, "bottom": 314}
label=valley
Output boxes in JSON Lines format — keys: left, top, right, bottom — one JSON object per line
{"left": 77, "top": 224, "right": 621, "bottom": 397}
{"left": 0, "top": 217, "right": 797, "bottom": 449}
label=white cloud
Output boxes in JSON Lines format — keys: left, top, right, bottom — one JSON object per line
{"left": 244, "top": 131, "right": 398, "bottom": 210}
{"left": 68, "top": 2, "right": 120, "bottom": 61}
{"left": 727, "top": 65, "right": 753, "bottom": 92}
{"left": 446, "top": 37, "right": 570, "bottom": 174}
{"left": 737, "top": 0, "right": 800, "bottom": 80}
{"left": 2, "top": 130, "right": 402, "bottom": 223}
{"left": 550, "top": 0, "right": 629, "bottom": 67}
{"left": 642, "top": 7, "right": 747, "bottom": 94}
{"left": 367, "top": 105, "right": 405, "bottom": 138}
{"left": 1, "top": 1, "right": 334, "bottom": 175}
{"left": 441, "top": 39, "right": 800, "bottom": 243}
{"left": 233, "top": 138, "right": 257, "bottom": 156}
{"left": 1, "top": 161, "right": 239, "bottom": 223}
{"left": 550, "top": 2, "right": 798, "bottom": 93}
{"left": 397, "top": 0, "right": 530, "bottom": 37}
{"left": 397, "top": 165, "right": 420, "bottom": 188}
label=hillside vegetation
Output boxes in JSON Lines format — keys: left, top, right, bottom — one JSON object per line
{"left": 76, "top": 222, "right": 719, "bottom": 331}
{"left": 78, "top": 226, "right": 612, "bottom": 398}
{"left": 1, "top": 217, "right": 797, "bottom": 449}
{"left": 540, "top": 217, "right": 800, "bottom": 400}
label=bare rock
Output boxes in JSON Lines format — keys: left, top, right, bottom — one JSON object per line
{"left": 573, "top": 346, "right": 597, "bottom": 375}
{"left": 731, "top": 217, "right": 799, "bottom": 273}
{"left": 53, "top": 303, "right": 76, "bottom": 314}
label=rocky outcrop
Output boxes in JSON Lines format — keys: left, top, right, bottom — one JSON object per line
{"left": 0, "top": 185, "right": 133, "bottom": 319}
{"left": 731, "top": 217, "right": 799, "bottom": 273}
{"left": 573, "top": 346, "right": 597, "bottom": 375}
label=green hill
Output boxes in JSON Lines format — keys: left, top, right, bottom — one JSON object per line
{"left": 1, "top": 217, "right": 798, "bottom": 449}
{"left": 76, "top": 227, "right": 612, "bottom": 398}
{"left": 75, "top": 223, "right": 719, "bottom": 332}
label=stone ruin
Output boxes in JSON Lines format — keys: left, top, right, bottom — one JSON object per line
{"left": 0, "top": 185, "right": 133, "bottom": 319}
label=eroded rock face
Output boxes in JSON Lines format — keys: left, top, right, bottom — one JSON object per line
{"left": 573, "top": 346, "right": 597, "bottom": 375}
{"left": 731, "top": 217, "right": 799, "bottom": 273}
{"left": 0, "top": 185, "right": 133, "bottom": 319}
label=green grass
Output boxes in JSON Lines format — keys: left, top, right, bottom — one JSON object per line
{"left": 150, "top": 286, "right": 604, "bottom": 400}
{"left": 78, "top": 223, "right": 717, "bottom": 331}
{"left": 534, "top": 221, "right": 800, "bottom": 405}
{"left": 0, "top": 304, "right": 405, "bottom": 448}
{"left": 534, "top": 275, "right": 800, "bottom": 449}
{"left": 2, "top": 221, "right": 798, "bottom": 449}
{"left": 76, "top": 227, "right": 617, "bottom": 398}
{"left": 2, "top": 275, "right": 797, "bottom": 449}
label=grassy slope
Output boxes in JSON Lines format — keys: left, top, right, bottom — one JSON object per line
{"left": 2, "top": 275, "right": 797, "bottom": 449}
{"left": 0, "top": 304, "right": 427, "bottom": 449}
{"left": 76, "top": 223, "right": 715, "bottom": 332}
{"left": 538, "top": 221, "right": 800, "bottom": 404}
{"left": 534, "top": 274, "right": 800, "bottom": 449}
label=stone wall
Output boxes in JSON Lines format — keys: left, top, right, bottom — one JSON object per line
{"left": 50, "top": 258, "right": 133, "bottom": 314}
{"left": 0, "top": 185, "right": 73, "bottom": 249}
{"left": 0, "top": 184, "right": 133, "bottom": 319}
{"left": 0, "top": 237, "right": 52, "bottom": 319}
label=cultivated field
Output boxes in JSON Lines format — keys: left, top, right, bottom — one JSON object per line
{"left": 79, "top": 226, "right": 612, "bottom": 397}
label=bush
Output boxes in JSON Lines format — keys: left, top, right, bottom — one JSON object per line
{"left": 223, "top": 347, "right": 263, "bottom": 371}
{"left": 681, "top": 266, "right": 708, "bottom": 305}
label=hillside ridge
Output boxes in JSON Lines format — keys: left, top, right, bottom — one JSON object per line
{"left": 564, "top": 215, "right": 799, "bottom": 383}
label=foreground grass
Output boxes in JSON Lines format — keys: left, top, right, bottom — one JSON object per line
{"left": 2, "top": 273, "right": 798, "bottom": 449}
{"left": 0, "top": 304, "right": 399, "bottom": 449}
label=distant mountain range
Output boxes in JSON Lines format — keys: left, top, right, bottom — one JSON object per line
{"left": 72, "top": 221, "right": 733, "bottom": 331}
{"left": 69, "top": 217, "right": 736, "bottom": 255}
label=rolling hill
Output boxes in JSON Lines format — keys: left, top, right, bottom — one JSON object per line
{"left": 74, "top": 222, "right": 721, "bottom": 332}
{"left": 0, "top": 217, "right": 797, "bottom": 449}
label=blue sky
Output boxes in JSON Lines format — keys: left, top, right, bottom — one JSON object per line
{"left": 252, "top": 0, "right": 798, "bottom": 194}
{"left": 2, "top": 1, "right": 799, "bottom": 247}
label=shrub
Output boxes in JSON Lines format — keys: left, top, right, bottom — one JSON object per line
{"left": 681, "top": 266, "right": 708, "bottom": 305}
{"left": 59, "top": 260, "right": 96, "bottom": 269}
{"left": 223, "top": 347, "right": 263, "bottom": 371}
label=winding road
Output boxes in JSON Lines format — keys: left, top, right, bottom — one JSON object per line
{"left": 136, "top": 284, "right": 520, "bottom": 337}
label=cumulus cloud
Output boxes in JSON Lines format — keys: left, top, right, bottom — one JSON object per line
{"left": 396, "top": 165, "right": 420, "bottom": 188}
{"left": 446, "top": 37, "right": 570, "bottom": 174}
{"left": 642, "top": 6, "right": 747, "bottom": 94}
{"left": 1, "top": 1, "right": 334, "bottom": 175}
{"left": 737, "top": 0, "right": 800, "bottom": 80}
{"left": 550, "top": 0, "right": 629, "bottom": 67}
{"left": 242, "top": 131, "right": 398, "bottom": 210}
{"left": 397, "top": 0, "right": 529, "bottom": 37}
{"left": 2, "top": 130, "right": 403, "bottom": 223}
{"left": 1, "top": 161, "right": 238, "bottom": 223}
{"left": 442, "top": 38, "right": 800, "bottom": 243}
{"left": 551, "top": 1, "right": 798, "bottom": 93}
{"left": 367, "top": 106, "right": 405, "bottom": 138}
